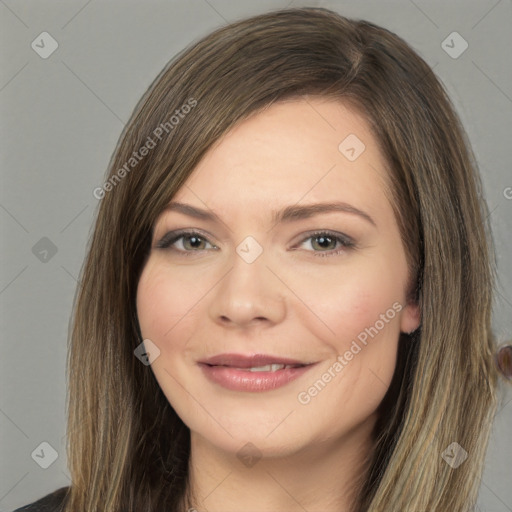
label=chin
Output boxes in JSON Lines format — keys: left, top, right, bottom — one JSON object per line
{"left": 188, "top": 416, "right": 308, "bottom": 458}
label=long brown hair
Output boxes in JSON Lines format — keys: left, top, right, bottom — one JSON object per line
{"left": 63, "top": 7, "right": 500, "bottom": 511}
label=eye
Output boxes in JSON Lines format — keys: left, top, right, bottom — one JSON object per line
{"left": 294, "top": 231, "right": 355, "bottom": 257}
{"left": 155, "top": 229, "right": 355, "bottom": 258}
{"left": 155, "top": 230, "right": 217, "bottom": 254}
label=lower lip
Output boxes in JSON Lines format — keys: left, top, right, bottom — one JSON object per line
{"left": 198, "top": 363, "right": 315, "bottom": 392}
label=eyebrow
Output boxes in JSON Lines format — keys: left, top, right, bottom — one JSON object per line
{"left": 163, "top": 201, "right": 376, "bottom": 227}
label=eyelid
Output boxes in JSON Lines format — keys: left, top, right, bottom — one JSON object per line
{"left": 293, "top": 229, "right": 354, "bottom": 247}
{"left": 291, "top": 230, "right": 356, "bottom": 257}
{"left": 154, "top": 228, "right": 218, "bottom": 250}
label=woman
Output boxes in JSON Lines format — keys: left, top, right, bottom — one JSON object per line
{"left": 15, "top": 6, "right": 510, "bottom": 512}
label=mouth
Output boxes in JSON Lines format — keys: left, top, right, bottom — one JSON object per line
{"left": 199, "top": 353, "right": 313, "bottom": 368}
{"left": 215, "top": 363, "right": 305, "bottom": 372}
{"left": 197, "top": 353, "right": 317, "bottom": 392}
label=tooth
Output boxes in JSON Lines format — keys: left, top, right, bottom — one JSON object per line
{"left": 249, "top": 364, "right": 272, "bottom": 372}
{"left": 247, "top": 364, "right": 285, "bottom": 372}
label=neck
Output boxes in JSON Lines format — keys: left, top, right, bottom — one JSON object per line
{"left": 182, "top": 414, "right": 377, "bottom": 512}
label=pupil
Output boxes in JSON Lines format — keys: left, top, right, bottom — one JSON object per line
{"left": 189, "top": 236, "right": 202, "bottom": 248}
{"left": 316, "top": 236, "right": 332, "bottom": 249}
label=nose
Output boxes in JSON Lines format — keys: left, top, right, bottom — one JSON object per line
{"left": 208, "top": 248, "right": 287, "bottom": 329}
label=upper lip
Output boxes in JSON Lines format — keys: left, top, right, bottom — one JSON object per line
{"left": 198, "top": 353, "right": 312, "bottom": 368}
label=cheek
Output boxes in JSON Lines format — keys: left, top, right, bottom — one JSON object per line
{"left": 297, "top": 293, "right": 400, "bottom": 427}
{"left": 136, "top": 264, "right": 193, "bottom": 360}
{"left": 137, "top": 262, "right": 208, "bottom": 341}
{"left": 289, "top": 257, "right": 403, "bottom": 412}
{"left": 289, "top": 256, "right": 403, "bottom": 351}
{"left": 136, "top": 264, "right": 202, "bottom": 410}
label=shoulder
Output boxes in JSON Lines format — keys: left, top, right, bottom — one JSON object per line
{"left": 12, "top": 486, "right": 70, "bottom": 512}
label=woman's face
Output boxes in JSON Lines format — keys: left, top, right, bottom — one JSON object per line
{"left": 136, "top": 97, "right": 420, "bottom": 458}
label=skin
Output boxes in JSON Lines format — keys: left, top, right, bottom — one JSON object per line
{"left": 136, "top": 97, "right": 420, "bottom": 512}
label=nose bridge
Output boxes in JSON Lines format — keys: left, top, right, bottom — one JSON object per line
{"left": 208, "top": 237, "right": 286, "bottom": 326}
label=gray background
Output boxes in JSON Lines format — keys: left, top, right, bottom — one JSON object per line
{"left": 0, "top": 0, "right": 511, "bottom": 510}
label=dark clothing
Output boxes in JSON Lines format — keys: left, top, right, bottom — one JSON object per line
{"left": 12, "top": 486, "right": 69, "bottom": 512}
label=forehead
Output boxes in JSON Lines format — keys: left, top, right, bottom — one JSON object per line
{"left": 169, "top": 97, "right": 392, "bottom": 222}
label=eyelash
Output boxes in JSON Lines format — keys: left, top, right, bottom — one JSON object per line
{"left": 155, "top": 229, "right": 355, "bottom": 258}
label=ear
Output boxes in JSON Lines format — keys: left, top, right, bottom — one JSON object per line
{"left": 400, "top": 301, "right": 421, "bottom": 334}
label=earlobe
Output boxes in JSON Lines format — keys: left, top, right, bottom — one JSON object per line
{"left": 400, "top": 301, "right": 421, "bottom": 334}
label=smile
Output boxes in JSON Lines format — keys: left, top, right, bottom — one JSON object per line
{"left": 197, "top": 353, "right": 317, "bottom": 392}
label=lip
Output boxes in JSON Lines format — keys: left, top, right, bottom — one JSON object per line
{"left": 199, "top": 353, "right": 311, "bottom": 368}
{"left": 198, "top": 353, "right": 317, "bottom": 392}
